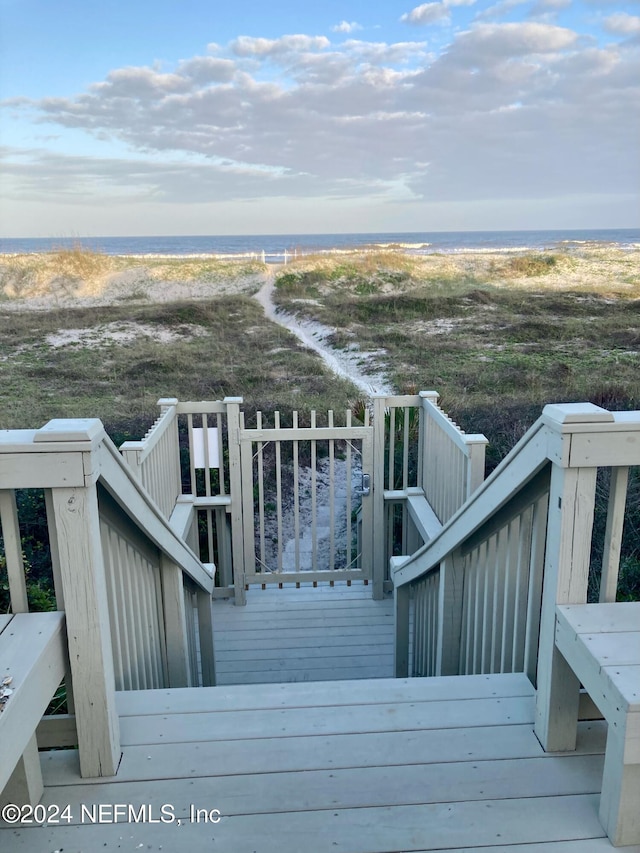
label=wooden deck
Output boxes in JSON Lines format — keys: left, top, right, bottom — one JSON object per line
{"left": 213, "top": 581, "right": 395, "bottom": 684}
{"left": 3, "top": 672, "right": 631, "bottom": 852}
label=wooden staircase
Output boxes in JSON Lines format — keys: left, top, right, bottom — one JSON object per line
{"left": 6, "top": 672, "right": 616, "bottom": 852}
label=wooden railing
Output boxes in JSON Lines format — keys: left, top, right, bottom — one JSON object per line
{"left": 393, "top": 404, "right": 640, "bottom": 695}
{"left": 0, "top": 418, "right": 215, "bottom": 782}
{"left": 121, "top": 397, "right": 243, "bottom": 602}
{"left": 372, "top": 392, "right": 487, "bottom": 596}
{"left": 120, "top": 397, "right": 181, "bottom": 518}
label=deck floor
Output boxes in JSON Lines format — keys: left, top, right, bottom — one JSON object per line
{"left": 213, "top": 581, "right": 395, "bottom": 684}
{"left": 3, "top": 672, "right": 632, "bottom": 852}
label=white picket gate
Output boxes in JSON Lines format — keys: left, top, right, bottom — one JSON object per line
{"left": 238, "top": 410, "right": 374, "bottom": 586}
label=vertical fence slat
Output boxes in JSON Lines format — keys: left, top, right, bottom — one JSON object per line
{"left": 0, "top": 490, "right": 28, "bottom": 613}
{"left": 311, "top": 410, "right": 318, "bottom": 573}
{"left": 274, "top": 411, "right": 283, "bottom": 572}
{"left": 600, "top": 466, "right": 629, "bottom": 603}
{"left": 293, "top": 411, "right": 300, "bottom": 572}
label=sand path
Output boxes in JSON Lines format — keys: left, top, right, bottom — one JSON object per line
{"left": 254, "top": 268, "right": 393, "bottom": 398}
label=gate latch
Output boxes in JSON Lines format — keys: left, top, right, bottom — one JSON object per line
{"left": 358, "top": 473, "right": 371, "bottom": 497}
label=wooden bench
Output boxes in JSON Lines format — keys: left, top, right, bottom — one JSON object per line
{"left": 555, "top": 603, "right": 640, "bottom": 847}
{"left": 0, "top": 611, "right": 67, "bottom": 807}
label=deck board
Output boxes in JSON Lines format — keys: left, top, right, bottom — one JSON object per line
{"left": 212, "top": 581, "right": 396, "bottom": 684}
{"left": 4, "top": 673, "right": 632, "bottom": 852}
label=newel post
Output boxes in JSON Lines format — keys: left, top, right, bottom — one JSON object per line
{"left": 224, "top": 397, "right": 246, "bottom": 606}
{"left": 534, "top": 403, "right": 611, "bottom": 752}
{"left": 372, "top": 395, "right": 388, "bottom": 600}
{"left": 37, "top": 419, "right": 121, "bottom": 777}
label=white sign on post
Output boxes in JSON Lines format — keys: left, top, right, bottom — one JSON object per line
{"left": 192, "top": 428, "right": 220, "bottom": 469}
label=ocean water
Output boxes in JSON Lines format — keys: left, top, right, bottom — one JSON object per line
{"left": 0, "top": 228, "right": 638, "bottom": 259}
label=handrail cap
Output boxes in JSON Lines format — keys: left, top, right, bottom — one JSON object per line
{"left": 542, "top": 402, "right": 614, "bottom": 426}
{"left": 34, "top": 418, "right": 106, "bottom": 444}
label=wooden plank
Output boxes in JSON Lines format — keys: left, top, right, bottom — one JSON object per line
{"left": 558, "top": 602, "right": 640, "bottom": 634}
{"left": 218, "top": 666, "right": 394, "bottom": 684}
{"left": 215, "top": 652, "right": 394, "bottom": 673}
{"left": 535, "top": 464, "right": 597, "bottom": 752}
{"left": 0, "top": 795, "right": 606, "bottom": 852}
{"left": 600, "top": 466, "right": 629, "bottom": 602}
{"left": 215, "top": 643, "right": 392, "bottom": 662}
{"left": 42, "top": 719, "right": 607, "bottom": 787}
{"left": 406, "top": 494, "right": 443, "bottom": 542}
{"left": 116, "top": 673, "right": 534, "bottom": 716}
{"left": 212, "top": 603, "right": 394, "bottom": 621}
{"left": 40, "top": 754, "right": 604, "bottom": 824}
{"left": 215, "top": 626, "right": 395, "bottom": 646}
{"left": 49, "top": 487, "right": 121, "bottom": 778}
{"left": 579, "top": 632, "right": 640, "bottom": 666}
{"left": 36, "top": 714, "right": 78, "bottom": 749}
{"left": 160, "top": 557, "right": 190, "bottom": 688}
{"left": 240, "top": 426, "right": 372, "bottom": 442}
{"left": 570, "top": 431, "right": 640, "bottom": 467}
{"left": 0, "top": 451, "right": 86, "bottom": 489}
{"left": 0, "top": 612, "right": 66, "bottom": 792}
{"left": 118, "top": 695, "right": 535, "bottom": 745}
{"left": 0, "top": 734, "right": 43, "bottom": 807}
{"left": 0, "top": 490, "right": 28, "bottom": 613}
{"left": 222, "top": 398, "right": 245, "bottom": 605}
{"left": 213, "top": 595, "right": 392, "bottom": 613}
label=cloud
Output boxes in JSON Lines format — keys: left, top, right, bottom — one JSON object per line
{"left": 531, "top": 0, "right": 572, "bottom": 11}
{"left": 603, "top": 13, "right": 640, "bottom": 36}
{"left": 401, "top": 0, "right": 476, "bottom": 26}
{"left": 475, "top": 0, "right": 529, "bottom": 21}
{"left": 400, "top": 3, "right": 451, "bottom": 25}
{"left": 231, "top": 34, "right": 330, "bottom": 57}
{"left": 3, "top": 22, "right": 638, "bottom": 213}
{"left": 332, "top": 21, "right": 362, "bottom": 34}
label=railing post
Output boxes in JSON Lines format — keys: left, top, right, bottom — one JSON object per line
{"left": 224, "top": 397, "right": 246, "bottom": 605}
{"left": 39, "top": 419, "right": 121, "bottom": 777}
{"left": 157, "top": 397, "right": 182, "bottom": 508}
{"left": 436, "top": 551, "right": 465, "bottom": 676}
{"left": 196, "top": 588, "right": 216, "bottom": 686}
{"left": 160, "top": 556, "right": 191, "bottom": 687}
{"left": 465, "top": 435, "right": 488, "bottom": 497}
{"left": 392, "top": 558, "right": 411, "bottom": 677}
{"left": 419, "top": 391, "right": 439, "bottom": 493}
{"left": 534, "top": 403, "right": 610, "bottom": 753}
{"left": 372, "top": 395, "right": 388, "bottom": 599}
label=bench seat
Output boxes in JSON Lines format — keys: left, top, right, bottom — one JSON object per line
{"left": 555, "top": 603, "right": 640, "bottom": 847}
{"left": 0, "top": 612, "right": 67, "bottom": 805}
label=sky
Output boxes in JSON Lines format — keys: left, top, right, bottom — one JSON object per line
{"left": 0, "top": 0, "right": 639, "bottom": 237}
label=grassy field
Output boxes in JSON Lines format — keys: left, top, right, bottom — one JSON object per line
{"left": 1, "top": 244, "right": 639, "bottom": 604}
{"left": 272, "top": 246, "right": 640, "bottom": 462}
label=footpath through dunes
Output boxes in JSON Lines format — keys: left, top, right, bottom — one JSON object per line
{"left": 254, "top": 269, "right": 394, "bottom": 397}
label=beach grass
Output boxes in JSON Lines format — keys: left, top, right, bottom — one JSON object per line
{"left": 0, "top": 296, "right": 359, "bottom": 438}
{"left": 1, "top": 243, "right": 639, "bottom": 605}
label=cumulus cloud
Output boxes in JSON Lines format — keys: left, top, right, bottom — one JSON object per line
{"left": 531, "top": 0, "right": 572, "bottom": 10}
{"left": 603, "top": 13, "right": 640, "bottom": 36}
{"left": 401, "top": 3, "right": 452, "bottom": 25}
{"left": 475, "top": 0, "right": 529, "bottom": 21}
{"left": 401, "top": 0, "right": 476, "bottom": 26}
{"left": 231, "top": 34, "right": 330, "bottom": 57}
{"left": 3, "top": 20, "right": 638, "bottom": 212}
{"left": 332, "top": 21, "right": 362, "bottom": 34}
